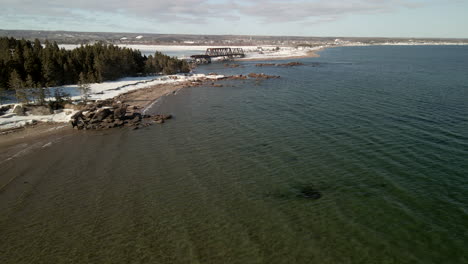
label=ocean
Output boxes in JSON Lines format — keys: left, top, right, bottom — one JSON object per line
{"left": 0, "top": 45, "right": 467, "bottom": 263}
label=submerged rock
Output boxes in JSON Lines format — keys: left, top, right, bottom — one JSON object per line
{"left": 297, "top": 186, "right": 322, "bottom": 200}
{"left": 247, "top": 73, "right": 280, "bottom": 79}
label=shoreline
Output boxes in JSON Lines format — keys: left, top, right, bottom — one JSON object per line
{"left": 0, "top": 75, "right": 227, "bottom": 160}
{"left": 0, "top": 47, "right": 320, "bottom": 158}
{"left": 238, "top": 48, "right": 325, "bottom": 61}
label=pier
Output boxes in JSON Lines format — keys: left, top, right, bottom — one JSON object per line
{"left": 191, "top": 47, "right": 245, "bottom": 64}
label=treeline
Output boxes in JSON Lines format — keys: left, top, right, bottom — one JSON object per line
{"left": 0, "top": 37, "right": 190, "bottom": 103}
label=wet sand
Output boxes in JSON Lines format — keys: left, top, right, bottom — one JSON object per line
{"left": 115, "top": 81, "right": 195, "bottom": 109}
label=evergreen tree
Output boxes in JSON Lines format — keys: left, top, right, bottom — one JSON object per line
{"left": 9, "top": 70, "right": 28, "bottom": 104}
{"left": 78, "top": 72, "right": 91, "bottom": 102}
{"left": 0, "top": 37, "right": 191, "bottom": 94}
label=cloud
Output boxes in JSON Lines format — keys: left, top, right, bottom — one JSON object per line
{"left": 0, "top": 0, "right": 443, "bottom": 27}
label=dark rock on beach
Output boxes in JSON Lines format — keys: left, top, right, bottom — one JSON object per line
{"left": 69, "top": 102, "right": 172, "bottom": 131}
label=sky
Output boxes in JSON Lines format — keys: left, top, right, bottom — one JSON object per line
{"left": 0, "top": 0, "right": 467, "bottom": 38}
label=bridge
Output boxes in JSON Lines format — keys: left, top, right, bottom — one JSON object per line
{"left": 190, "top": 48, "right": 245, "bottom": 63}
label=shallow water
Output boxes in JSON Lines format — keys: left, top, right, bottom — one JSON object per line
{"left": 0, "top": 46, "right": 467, "bottom": 263}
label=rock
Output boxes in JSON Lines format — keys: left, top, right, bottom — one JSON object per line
{"left": 114, "top": 105, "right": 128, "bottom": 120}
{"left": 114, "top": 120, "right": 124, "bottom": 126}
{"left": 0, "top": 105, "right": 12, "bottom": 116}
{"left": 255, "top": 62, "right": 303, "bottom": 67}
{"left": 226, "top": 75, "right": 248, "bottom": 80}
{"left": 83, "top": 111, "right": 95, "bottom": 120}
{"left": 12, "top": 105, "right": 26, "bottom": 116}
{"left": 255, "top": 63, "right": 276, "bottom": 67}
{"left": 297, "top": 186, "right": 322, "bottom": 200}
{"left": 281, "top": 62, "right": 304, "bottom": 67}
{"left": 248, "top": 73, "right": 280, "bottom": 79}
{"left": 93, "top": 108, "right": 112, "bottom": 122}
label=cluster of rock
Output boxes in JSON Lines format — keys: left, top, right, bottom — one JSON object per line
{"left": 207, "top": 74, "right": 280, "bottom": 80}
{"left": 225, "top": 75, "right": 248, "bottom": 80}
{"left": 247, "top": 73, "right": 281, "bottom": 79}
{"left": 69, "top": 102, "right": 172, "bottom": 130}
{"left": 255, "top": 62, "right": 304, "bottom": 67}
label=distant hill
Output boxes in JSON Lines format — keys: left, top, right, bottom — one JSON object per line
{"left": 1, "top": 29, "right": 467, "bottom": 46}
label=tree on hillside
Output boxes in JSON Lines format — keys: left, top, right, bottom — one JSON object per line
{"left": 78, "top": 72, "right": 91, "bottom": 102}
{"left": 9, "top": 70, "right": 28, "bottom": 104}
{"left": 0, "top": 37, "right": 191, "bottom": 95}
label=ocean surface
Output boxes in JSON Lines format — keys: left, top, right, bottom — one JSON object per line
{"left": 1, "top": 46, "right": 467, "bottom": 263}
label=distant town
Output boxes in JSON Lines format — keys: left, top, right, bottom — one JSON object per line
{"left": 1, "top": 29, "right": 467, "bottom": 46}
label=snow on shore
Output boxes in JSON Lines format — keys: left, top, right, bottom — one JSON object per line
{"left": 0, "top": 73, "right": 224, "bottom": 130}
{"left": 0, "top": 110, "right": 76, "bottom": 131}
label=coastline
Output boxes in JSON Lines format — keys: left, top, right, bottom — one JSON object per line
{"left": 0, "top": 75, "right": 223, "bottom": 160}
{"left": 0, "top": 44, "right": 327, "bottom": 157}
{"left": 238, "top": 48, "right": 325, "bottom": 61}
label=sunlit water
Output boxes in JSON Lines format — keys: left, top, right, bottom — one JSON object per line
{"left": 0, "top": 46, "right": 467, "bottom": 263}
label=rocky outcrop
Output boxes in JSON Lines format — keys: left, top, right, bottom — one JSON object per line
{"left": 255, "top": 63, "right": 276, "bottom": 67}
{"left": 247, "top": 73, "right": 281, "bottom": 79}
{"left": 225, "top": 75, "right": 248, "bottom": 80}
{"left": 69, "top": 102, "right": 171, "bottom": 130}
{"left": 256, "top": 62, "right": 304, "bottom": 67}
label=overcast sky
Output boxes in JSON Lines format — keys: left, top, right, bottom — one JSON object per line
{"left": 1, "top": 0, "right": 467, "bottom": 38}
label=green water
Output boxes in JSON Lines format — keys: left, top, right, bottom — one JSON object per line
{"left": 0, "top": 46, "right": 467, "bottom": 263}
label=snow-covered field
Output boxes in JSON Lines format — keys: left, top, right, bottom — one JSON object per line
{"left": 0, "top": 73, "right": 224, "bottom": 130}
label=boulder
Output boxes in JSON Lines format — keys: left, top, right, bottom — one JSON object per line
{"left": 114, "top": 120, "right": 124, "bottom": 126}
{"left": 162, "top": 114, "right": 172, "bottom": 120}
{"left": 0, "top": 105, "right": 12, "bottom": 116}
{"left": 93, "top": 108, "right": 112, "bottom": 122}
{"left": 83, "top": 111, "right": 95, "bottom": 120}
{"left": 12, "top": 105, "right": 26, "bottom": 116}
{"left": 113, "top": 105, "right": 128, "bottom": 120}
